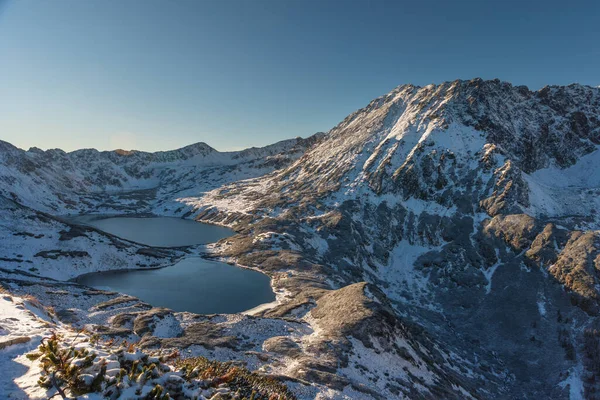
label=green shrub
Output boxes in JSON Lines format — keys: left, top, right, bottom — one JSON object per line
{"left": 28, "top": 333, "right": 296, "bottom": 400}
{"left": 27, "top": 333, "right": 105, "bottom": 398}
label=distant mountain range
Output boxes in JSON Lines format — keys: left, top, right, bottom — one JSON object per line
{"left": 0, "top": 134, "right": 323, "bottom": 213}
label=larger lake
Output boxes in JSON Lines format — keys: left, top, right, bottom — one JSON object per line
{"left": 77, "top": 257, "right": 275, "bottom": 314}
{"left": 71, "top": 215, "right": 275, "bottom": 314}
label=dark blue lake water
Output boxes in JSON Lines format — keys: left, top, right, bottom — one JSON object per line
{"left": 77, "top": 257, "right": 275, "bottom": 314}
{"left": 72, "top": 216, "right": 274, "bottom": 314}
{"left": 70, "top": 215, "right": 233, "bottom": 247}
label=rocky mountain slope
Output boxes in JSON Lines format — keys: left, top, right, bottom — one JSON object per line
{"left": 1, "top": 78, "right": 600, "bottom": 399}
{"left": 187, "top": 79, "right": 600, "bottom": 399}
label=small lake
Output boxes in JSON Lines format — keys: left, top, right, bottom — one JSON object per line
{"left": 68, "top": 215, "right": 233, "bottom": 247}
{"left": 77, "top": 257, "right": 276, "bottom": 314}
{"left": 70, "top": 215, "right": 275, "bottom": 314}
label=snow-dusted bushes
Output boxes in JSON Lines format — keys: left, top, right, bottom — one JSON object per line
{"left": 27, "top": 333, "right": 104, "bottom": 397}
{"left": 27, "top": 333, "right": 295, "bottom": 400}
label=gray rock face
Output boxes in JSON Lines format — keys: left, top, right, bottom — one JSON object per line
{"left": 142, "top": 321, "right": 239, "bottom": 350}
{"left": 262, "top": 336, "right": 302, "bottom": 358}
{"left": 549, "top": 231, "right": 600, "bottom": 314}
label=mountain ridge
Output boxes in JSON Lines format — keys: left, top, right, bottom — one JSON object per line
{"left": 1, "top": 135, "right": 320, "bottom": 162}
{"left": 191, "top": 78, "right": 600, "bottom": 222}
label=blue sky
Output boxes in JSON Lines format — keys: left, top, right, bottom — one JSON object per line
{"left": 0, "top": 0, "right": 598, "bottom": 152}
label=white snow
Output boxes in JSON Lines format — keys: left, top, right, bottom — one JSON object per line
{"left": 0, "top": 295, "right": 55, "bottom": 399}
{"left": 531, "top": 148, "right": 600, "bottom": 189}
{"left": 523, "top": 147, "right": 600, "bottom": 229}
{"left": 537, "top": 300, "right": 547, "bottom": 316}
{"left": 558, "top": 364, "right": 585, "bottom": 400}
{"left": 483, "top": 249, "right": 502, "bottom": 294}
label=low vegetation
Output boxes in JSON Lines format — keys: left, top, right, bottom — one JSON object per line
{"left": 27, "top": 333, "right": 296, "bottom": 400}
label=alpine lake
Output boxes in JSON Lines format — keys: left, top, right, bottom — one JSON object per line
{"left": 70, "top": 215, "right": 275, "bottom": 314}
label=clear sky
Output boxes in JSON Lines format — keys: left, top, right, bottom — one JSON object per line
{"left": 0, "top": 0, "right": 598, "bottom": 152}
